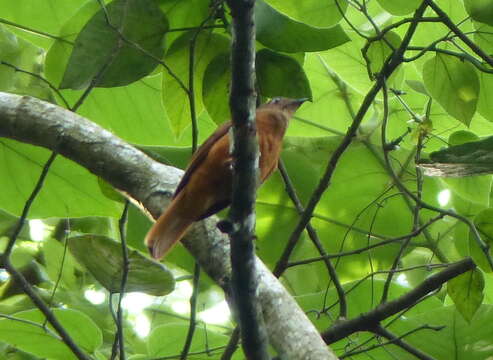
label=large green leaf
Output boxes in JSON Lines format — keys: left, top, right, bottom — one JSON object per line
{"left": 0, "top": 308, "right": 102, "bottom": 360}
{"left": 423, "top": 53, "right": 480, "bottom": 126}
{"left": 202, "top": 54, "right": 231, "bottom": 125}
{"left": 376, "top": 0, "right": 421, "bottom": 15}
{"left": 0, "top": 0, "right": 85, "bottom": 49}
{"left": 0, "top": 139, "right": 121, "bottom": 218}
{"left": 464, "top": 0, "right": 493, "bottom": 26}
{"left": 391, "top": 305, "right": 493, "bottom": 360}
{"left": 264, "top": 0, "right": 347, "bottom": 28}
{"left": 60, "top": 0, "right": 168, "bottom": 89}
{"left": 256, "top": 49, "right": 312, "bottom": 99}
{"left": 448, "top": 269, "right": 484, "bottom": 322}
{"left": 68, "top": 234, "right": 175, "bottom": 295}
{"left": 478, "top": 71, "right": 493, "bottom": 123}
{"left": 256, "top": 0, "right": 349, "bottom": 53}
{"left": 147, "top": 323, "right": 229, "bottom": 357}
{"left": 0, "top": 25, "right": 52, "bottom": 101}
{"left": 45, "top": 0, "right": 105, "bottom": 88}
{"left": 159, "top": 0, "right": 210, "bottom": 44}
{"left": 365, "top": 31, "right": 402, "bottom": 77}
{"left": 162, "top": 31, "right": 230, "bottom": 137}
{"left": 469, "top": 208, "right": 493, "bottom": 273}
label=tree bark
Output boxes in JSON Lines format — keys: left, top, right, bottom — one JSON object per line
{"left": 0, "top": 92, "right": 336, "bottom": 360}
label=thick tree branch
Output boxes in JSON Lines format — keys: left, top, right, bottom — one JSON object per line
{"left": 0, "top": 92, "right": 335, "bottom": 360}
{"left": 321, "top": 257, "right": 475, "bottom": 344}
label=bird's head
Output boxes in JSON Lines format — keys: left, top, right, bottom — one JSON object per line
{"left": 263, "top": 97, "right": 309, "bottom": 117}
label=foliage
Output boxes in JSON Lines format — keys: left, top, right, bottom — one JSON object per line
{"left": 1, "top": 0, "right": 493, "bottom": 359}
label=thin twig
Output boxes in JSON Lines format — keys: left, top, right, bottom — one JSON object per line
{"left": 0, "top": 314, "right": 60, "bottom": 339}
{"left": 0, "top": 18, "right": 73, "bottom": 44}
{"left": 0, "top": 61, "right": 71, "bottom": 108}
{"left": 380, "top": 82, "right": 424, "bottom": 304}
{"left": 287, "top": 214, "right": 444, "bottom": 268}
{"left": 43, "top": 220, "right": 71, "bottom": 328}
{"left": 112, "top": 200, "right": 130, "bottom": 360}
{"left": 3, "top": 152, "right": 57, "bottom": 256}
{"left": 220, "top": 327, "right": 241, "bottom": 360}
{"left": 341, "top": 324, "right": 441, "bottom": 359}
{"left": 180, "top": 263, "right": 201, "bottom": 360}
{"left": 278, "top": 160, "right": 347, "bottom": 319}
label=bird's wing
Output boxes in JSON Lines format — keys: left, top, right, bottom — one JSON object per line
{"left": 173, "top": 121, "right": 232, "bottom": 197}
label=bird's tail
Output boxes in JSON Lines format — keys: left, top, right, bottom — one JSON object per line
{"left": 145, "top": 195, "right": 194, "bottom": 260}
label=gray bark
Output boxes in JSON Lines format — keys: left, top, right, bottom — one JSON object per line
{"left": 0, "top": 92, "right": 337, "bottom": 360}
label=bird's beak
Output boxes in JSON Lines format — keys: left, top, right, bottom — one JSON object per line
{"left": 289, "top": 97, "right": 310, "bottom": 109}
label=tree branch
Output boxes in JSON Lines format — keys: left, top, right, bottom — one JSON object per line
{"left": 0, "top": 92, "right": 335, "bottom": 360}
{"left": 321, "top": 257, "right": 475, "bottom": 344}
{"left": 225, "top": 0, "right": 270, "bottom": 357}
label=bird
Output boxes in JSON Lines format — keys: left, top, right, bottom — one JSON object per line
{"left": 145, "top": 97, "right": 307, "bottom": 259}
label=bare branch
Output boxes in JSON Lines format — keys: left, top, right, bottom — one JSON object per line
{"left": 321, "top": 257, "right": 476, "bottom": 344}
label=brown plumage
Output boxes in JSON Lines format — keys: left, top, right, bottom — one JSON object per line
{"left": 145, "top": 97, "right": 307, "bottom": 259}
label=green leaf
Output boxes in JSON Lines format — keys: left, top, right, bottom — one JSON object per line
{"left": 448, "top": 269, "right": 484, "bottom": 322}
{"left": 42, "top": 238, "right": 77, "bottom": 290}
{"left": 148, "top": 323, "right": 228, "bottom": 357}
{"left": 162, "top": 31, "right": 230, "bottom": 137}
{"left": 68, "top": 234, "right": 175, "bottom": 295}
{"left": 365, "top": 31, "right": 401, "bottom": 76}
{"left": 473, "top": 21, "right": 493, "bottom": 54}
{"left": 60, "top": 0, "right": 168, "bottom": 89}
{"left": 449, "top": 130, "right": 480, "bottom": 146}
{"left": 0, "top": 25, "right": 52, "bottom": 102}
{"left": 376, "top": 0, "right": 421, "bottom": 15}
{"left": 45, "top": 0, "right": 104, "bottom": 88}
{"left": 159, "top": 0, "right": 210, "bottom": 44}
{"left": 0, "top": 308, "right": 102, "bottom": 360}
{"left": 256, "top": 0, "right": 349, "bottom": 53}
{"left": 264, "top": 0, "right": 347, "bottom": 28}
{"left": 469, "top": 208, "right": 493, "bottom": 273}
{"left": 391, "top": 305, "right": 493, "bottom": 360}
{"left": 0, "top": 0, "right": 85, "bottom": 49}
{"left": 0, "top": 139, "right": 122, "bottom": 218}
{"left": 478, "top": 72, "right": 493, "bottom": 122}
{"left": 98, "top": 178, "right": 125, "bottom": 203}
{"left": 0, "top": 209, "right": 30, "bottom": 240}
{"left": 405, "top": 80, "right": 429, "bottom": 96}
{"left": 464, "top": 0, "right": 493, "bottom": 26}
{"left": 202, "top": 54, "right": 231, "bottom": 125}
{"left": 423, "top": 53, "right": 480, "bottom": 126}
{"left": 256, "top": 49, "right": 312, "bottom": 99}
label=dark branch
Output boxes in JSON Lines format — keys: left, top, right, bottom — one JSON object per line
{"left": 225, "top": 0, "right": 270, "bottom": 358}
{"left": 277, "top": 161, "right": 347, "bottom": 319}
{"left": 321, "top": 257, "right": 475, "bottom": 344}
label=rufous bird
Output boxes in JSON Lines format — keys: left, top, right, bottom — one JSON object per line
{"left": 145, "top": 97, "right": 307, "bottom": 259}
